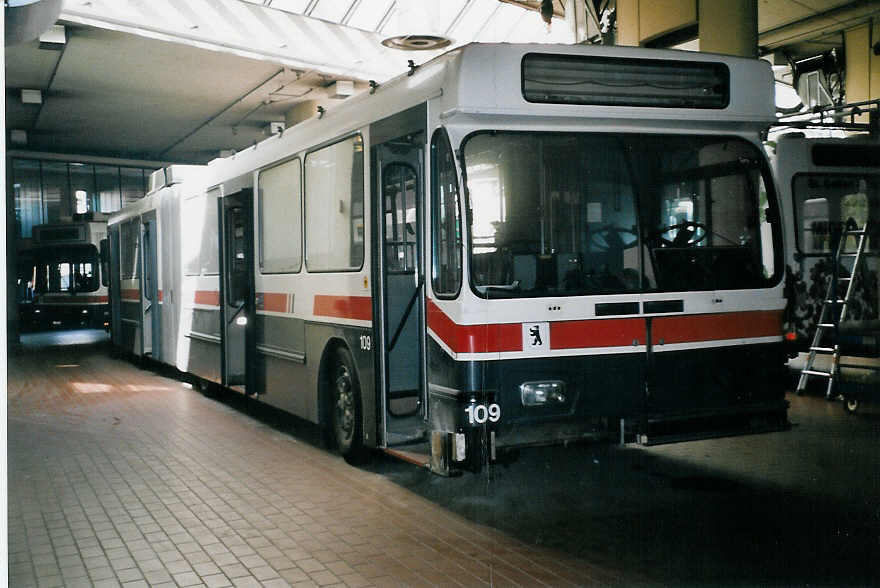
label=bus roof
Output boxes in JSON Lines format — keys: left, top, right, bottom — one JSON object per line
{"left": 199, "top": 43, "right": 775, "bottom": 190}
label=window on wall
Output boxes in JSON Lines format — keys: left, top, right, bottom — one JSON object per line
{"left": 305, "top": 135, "right": 365, "bottom": 271}
{"left": 12, "top": 159, "right": 42, "bottom": 238}
{"left": 96, "top": 165, "right": 123, "bottom": 213}
{"left": 69, "top": 163, "right": 96, "bottom": 214}
{"left": 431, "top": 128, "right": 462, "bottom": 296}
{"left": 259, "top": 158, "right": 303, "bottom": 273}
{"left": 41, "top": 161, "right": 69, "bottom": 223}
{"left": 11, "top": 159, "right": 157, "bottom": 237}
{"left": 74, "top": 191, "right": 89, "bottom": 214}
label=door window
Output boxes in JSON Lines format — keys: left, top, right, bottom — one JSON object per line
{"left": 225, "top": 206, "right": 249, "bottom": 306}
{"left": 383, "top": 164, "right": 418, "bottom": 273}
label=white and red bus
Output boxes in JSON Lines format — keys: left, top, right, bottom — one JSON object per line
{"left": 20, "top": 221, "right": 110, "bottom": 330}
{"left": 109, "top": 43, "right": 788, "bottom": 475}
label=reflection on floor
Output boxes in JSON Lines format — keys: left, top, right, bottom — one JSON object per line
{"left": 19, "top": 328, "right": 110, "bottom": 348}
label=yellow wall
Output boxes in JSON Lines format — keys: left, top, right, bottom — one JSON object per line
{"left": 616, "top": 0, "right": 696, "bottom": 46}
{"left": 639, "top": 0, "right": 696, "bottom": 44}
{"left": 872, "top": 21, "right": 880, "bottom": 100}
{"left": 698, "top": 0, "right": 757, "bottom": 58}
{"left": 617, "top": 0, "right": 756, "bottom": 57}
{"left": 616, "top": 0, "right": 640, "bottom": 46}
{"left": 845, "top": 24, "right": 871, "bottom": 103}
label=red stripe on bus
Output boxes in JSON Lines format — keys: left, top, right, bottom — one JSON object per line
{"left": 121, "top": 289, "right": 140, "bottom": 301}
{"left": 652, "top": 310, "right": 782, "bottom": 344}
{"left": 426, "top": 300, "right": 522, "bottom": 353}
{"left": 428, "top": 300, "right": 782, "bottom": 354}
{"left": 194, "top": 290, "right": 220, "bottom": 306}
{"left": 551, "top": 317, "right": 645, "bottom": 348}
{"left": 258, "top": 292, "right": 288, "bottom": 313}
{"left": 313, "top": 295, "right": 372, "bottom": 321}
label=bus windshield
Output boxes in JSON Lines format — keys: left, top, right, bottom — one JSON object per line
{"left": 463, "top": 132, "right": 779, "bottom": 298}
{"left": 33, "top": 245, "right": 100, "bottom": 294}
{"left": 792, "top": 173, "right": 879, "bottom": 255}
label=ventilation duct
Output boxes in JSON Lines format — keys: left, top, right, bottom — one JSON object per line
{"left": 380, "top": 0, "right": 452, "bottom": 51}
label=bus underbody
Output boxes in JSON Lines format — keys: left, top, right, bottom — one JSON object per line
{"left": 423, "top": 340, "right": 790, "bottom": 475}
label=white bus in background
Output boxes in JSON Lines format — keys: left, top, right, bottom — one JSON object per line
{"left": 772, "top": 112, "right": 879, "bottom": 403}
{"left": 19, "top": 220, "right": 110, "bottom": 330}
{"left": 109, "top": 43, "right": 789, "bottom": 475}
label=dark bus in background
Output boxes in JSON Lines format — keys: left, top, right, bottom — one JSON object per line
{"left": 19, "top": 221, "right": 110, "bottom": 331}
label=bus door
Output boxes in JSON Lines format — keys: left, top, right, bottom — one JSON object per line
{"left": 218, "top": 189, "right": 255, "bottom": 391}
{"left": 108, "top": 225, "right": 122, "bottom": 346}
{"left": 374, "top": 135, "right": 427, "bottom": 447}
{"left": 141, "top": 211, "right": 160, "bottom": 358}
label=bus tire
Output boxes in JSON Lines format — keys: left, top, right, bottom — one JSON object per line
{"left": 198, "top": 379, "right": 216, "bottom": 398}
{"left": 330, "top": 347, "right": 369, "bottom": 465}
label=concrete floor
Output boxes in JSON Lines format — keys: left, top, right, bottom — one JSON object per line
{"left": 7, "top": 330, "right": 880, "bottom": 587}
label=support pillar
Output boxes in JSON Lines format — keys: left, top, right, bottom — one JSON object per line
{"left": 698, "top": 0, "right": 757, "bottom": 57}
{"left": 615, "top": 0, "right": 757, "bottom": 58}
{"left": 617, "top": 0, "right": 698, "bottom": 47}
{"left": 616, "top": 0, "right": 640, "bottom": 46}
{"left": 844, "top": 22, "right": 879, "bottom": 104}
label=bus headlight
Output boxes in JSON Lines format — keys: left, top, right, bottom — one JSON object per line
{"left": 235, "top": 316, "right": 247, "bottom": 326}
{"left": 520, "top": 381, "right": 566, "bottom": 406}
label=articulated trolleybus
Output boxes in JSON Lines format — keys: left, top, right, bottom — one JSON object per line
{"left": 109, "top": 43, "right": 788, "bottom": 475}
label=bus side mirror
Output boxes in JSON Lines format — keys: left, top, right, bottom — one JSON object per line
{"left": 99, "top": 238, "right": 110, "bottom": 287}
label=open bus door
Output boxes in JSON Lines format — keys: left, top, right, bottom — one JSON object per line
{"left": 108, "top": 225, "right": 122, "bottom": 344}
{"left": 373, "top": 130, "right": 428, "bottom": 449}
{"left": 218, "top": 189, "right": 255, "bottom": 392}
{"left": 141, "top": 211, "right": 160, "bottom": 358}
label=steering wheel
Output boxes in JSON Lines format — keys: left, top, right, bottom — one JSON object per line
{"left": 590, "top": 224, "right": 637, "bottom": 251}
{"left": 651, "top": 220, "right": 708, "bottom": 247}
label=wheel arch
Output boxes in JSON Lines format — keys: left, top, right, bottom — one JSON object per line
{"left": 317, "top": 337, "right": 359, "bottom": 444}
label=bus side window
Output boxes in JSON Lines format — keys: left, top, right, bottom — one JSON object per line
{"left": 304, "top": 135, "right": 365, "bottom": 272}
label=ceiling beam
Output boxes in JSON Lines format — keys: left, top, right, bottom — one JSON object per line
{"left": 759, "top": 1, "right": 880, "bottom": 52}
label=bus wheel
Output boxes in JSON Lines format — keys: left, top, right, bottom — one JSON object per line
{"left": 843, "top": 395, "right": 860, "bottom": 414}
{"left": 198, "top": 379, "right": 216, "bottom": 398}
{"left": 331, "top": 348, "right": 368, "bottom": 464}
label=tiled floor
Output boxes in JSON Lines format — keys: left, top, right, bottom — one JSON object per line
{"left": 8, "top": 331, "right": 880, "bottom": 586}
{"left": 8, "top": 334, "right": 635, "bottom": 587}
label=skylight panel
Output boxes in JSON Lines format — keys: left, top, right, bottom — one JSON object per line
{"left": 345, "top": 0, "right": 394, "bottom": 32}
{"left": 308, "top": 0, "right": 353, "bottom": 23}
{"left": 265, "top": 0, "right": 311, "bottom": 14}
{"left": 447, "top": 0, "right": 500, "bottom": 43}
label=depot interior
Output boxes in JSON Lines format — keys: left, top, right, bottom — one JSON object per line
{"left": 5, "top": 1, "right": 880, "bottom": 584}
